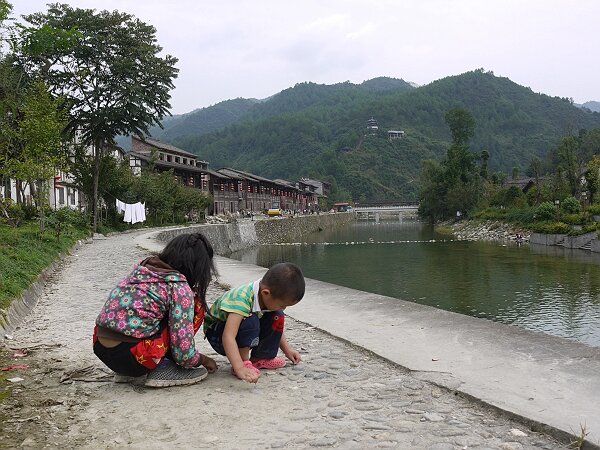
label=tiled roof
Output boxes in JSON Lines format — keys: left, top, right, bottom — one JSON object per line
{"left": 129, "top": 151, "right": 227, "bottom": 178}
{"left": 133, "top": 135, "right": 199, "bottom": 158}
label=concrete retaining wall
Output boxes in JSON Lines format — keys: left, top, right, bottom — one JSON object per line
{"left": 529, "top": 233, "right": 566, "bottom": 246}
{"left": 156, "top": 213, "right": 356, "bottom": 254}
{"left": 530, "top": 231, "right": 600, "bottom": 252}
{"left": 156, "top": 221, "right": 258, "bottom": 255}
{"left": 561, "top": 231, "right": 598, "bottom": 249}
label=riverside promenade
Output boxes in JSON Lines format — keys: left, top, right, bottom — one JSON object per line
{"left": 0, "top": 228, "right": 597, "bottom": 448}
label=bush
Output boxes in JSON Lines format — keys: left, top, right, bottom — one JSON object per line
{"left": 561, "top": 213, "right": 586, "bottom": 225}
{"left": 588, "top": 203, "right": 600, "bottom": 215}
{"left": 46, "top": 208, "right": 90, "bottom": 240}
{"left": 505, "top": 207, "right": 536, "bottom": 225}
{"left": 561, "top": 196, "right": 581, "bottom": 214}
{"left": 535, "top": 202, "right": 557, "bottom": 221}
{"left": 474, "top": 207, "right": 507, "bottom": 220}
{"left": 0, "top": 198, "right": 25, "bottom": 226}
{"left": 530, "top": 221, "right": 570, "bottom": 234}
{"left": 567, "top": 224, "right": 599, "bottom": 236}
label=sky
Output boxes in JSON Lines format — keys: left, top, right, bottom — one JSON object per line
{"left": 10, "top": 1, "right": 600, "bottom": 115}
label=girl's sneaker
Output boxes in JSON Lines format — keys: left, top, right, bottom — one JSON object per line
{"left": 113, "top": 373, "right": 146, "bottom": 384}
{"left": 145, "top": 359, "right": 208, "bottom": 388}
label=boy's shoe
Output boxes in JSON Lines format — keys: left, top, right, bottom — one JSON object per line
{"left": 145, "top": 359, "right": 208, "bottom": 388}
{"left": 252, "top": 357, "right": 286, "bottom": 370}
{"left": 114, "top": 373, "right": 147, "bottom": 384}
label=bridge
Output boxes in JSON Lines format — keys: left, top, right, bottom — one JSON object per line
{"left": 354, "top": 204, "right": 419, "bottom": 222}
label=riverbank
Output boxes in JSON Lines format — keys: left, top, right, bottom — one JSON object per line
{"left": 0, "top": 230, "right": 581, "bottom": 449}
{"left": 440, "top": 219, "right": 530, "bottom": 242}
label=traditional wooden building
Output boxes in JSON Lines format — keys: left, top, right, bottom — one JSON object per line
{"left": 366, "top": 117, "right": 379, "bottom": 133}
{"left": 129, "top": 136, "right": 215, "bottom": 194}
{"left": 128, "top": 136, "right": 325, "bottom": 216}
{"left": 387, "top": 130, "right": 405, "bottom": 140}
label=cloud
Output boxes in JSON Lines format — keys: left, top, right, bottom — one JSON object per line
{"left": 10, "top": 0, "right": 600, "bottom": 114}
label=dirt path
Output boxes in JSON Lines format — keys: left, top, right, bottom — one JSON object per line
{"left": 0, "top": 232, "right": 566, "bottom": 449}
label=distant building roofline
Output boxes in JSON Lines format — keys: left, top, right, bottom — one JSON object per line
{"left": 133, "top": 135, "right": 198, "bottom": 158}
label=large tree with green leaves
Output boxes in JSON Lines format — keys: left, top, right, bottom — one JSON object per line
{"left": 16, "top": 3, "right": 178, "bottom": 231}
{"left": 12, "top": 80, "right": 68, "bottom": 210}
{"left": 419, "top": 108, "right": 480, "bottom": 222}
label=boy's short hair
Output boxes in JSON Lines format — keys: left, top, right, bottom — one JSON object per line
{"left": 261, "top": 262, "right": 305, "bottom": 303}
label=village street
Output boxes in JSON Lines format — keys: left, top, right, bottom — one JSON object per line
{"left": 0, "top": 230, "right": 566, "bottom": 449}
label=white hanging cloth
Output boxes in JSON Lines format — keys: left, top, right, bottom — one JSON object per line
{"left": 116, "top": 198, "right": 146, "bottom": 224}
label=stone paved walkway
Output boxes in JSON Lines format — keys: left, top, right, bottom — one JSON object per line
{"left": 0, "top": 231, "right": 568, "bottom": 448}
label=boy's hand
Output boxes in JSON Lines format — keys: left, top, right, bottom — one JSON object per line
{"left": 202, "top": 355, "right": 218, "bottom": 373}
{"left": 235, "top": 366, "right": 260, "bottom": 383}
{"left": 285, "top": 349, "right": 302, "bottom": 365}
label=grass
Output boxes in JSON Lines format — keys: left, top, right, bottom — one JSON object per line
{"left": 569, "top": 423, "right": 589, "bottom": 449}
{"left": 0, "top": 222, "right": 89, "bottom": 311}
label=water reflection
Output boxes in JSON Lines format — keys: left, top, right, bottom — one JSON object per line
{"left": 229, "top": 220, "right": 600, "bottom": 347}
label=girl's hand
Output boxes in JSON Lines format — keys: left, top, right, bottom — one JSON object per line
{"left": 202, "top": 355, "right": 218, "bottom": 373}
{"left": 285, "top": 349, "right": 302, "bottom": 365}
{"left": 235, "top": 366, "right": 260, "bottom": 383}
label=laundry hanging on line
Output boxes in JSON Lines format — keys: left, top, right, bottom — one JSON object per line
{"left": 116, "top": 199, "right": 146, "bottom": 224}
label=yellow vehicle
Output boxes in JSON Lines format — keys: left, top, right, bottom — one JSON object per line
{"left": 267, "top": 200, "right": 282, "bottom": 216}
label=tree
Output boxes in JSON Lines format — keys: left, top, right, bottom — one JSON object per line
{"left": 479, "top": 150, "right": 489, "bottom": 179}
{"left": 13, "top": 80, "right": 68, "bottom": 221}
{"left": 578, "top": 128, "right": 600, "bottom": 163}
{"left": 586, "top": 155, "right": 600, "bottom": 204}
{"left": 17, "top": 4, "right": 178, "bottom": 231}
{"left": 419, "top": 108, "right": 481, "bottom": 222}
{"left": 556, "top": 135, "right": 579, "bottom": 196}
{"left": 444, "top": 108, "right": 475, "bottom": 146}
{"left": 418, "top": 159, "right": 447, "bottom": 223}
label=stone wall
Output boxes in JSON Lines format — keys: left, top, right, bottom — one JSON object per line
{"left": 254, "top": 213, "right": 355, "bottom": 245}
{"left": 156, "top": 213, "right": 356, "bottom": 255}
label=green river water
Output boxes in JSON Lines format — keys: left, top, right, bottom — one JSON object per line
{"left": 230, "top": 220, "right": 600, "bottom": 347}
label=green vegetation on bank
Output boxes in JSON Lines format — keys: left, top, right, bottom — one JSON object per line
{"left": 420, "top": 106, "right": 600, "bottom": 235}
{"left": 0, "top": 219, "right": 88, "bottom": 311}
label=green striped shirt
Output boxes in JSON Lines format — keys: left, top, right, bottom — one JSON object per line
{"left": 204, "top": 282, "right": 256, "bottom": 332}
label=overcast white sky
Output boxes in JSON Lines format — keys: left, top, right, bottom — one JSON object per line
{"left": 11, "top": 1, "right": 600, "bottom": 115}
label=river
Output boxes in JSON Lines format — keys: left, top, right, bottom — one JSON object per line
{"left": 230, "top": 220, "right": 600, "bottom": 347}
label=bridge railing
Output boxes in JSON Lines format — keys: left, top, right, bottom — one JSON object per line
{"left": 354, "top": 205, "right": 418, "bottom": 212}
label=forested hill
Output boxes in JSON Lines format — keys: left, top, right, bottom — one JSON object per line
{"left": 582, "top": 101, "right": 600, "bottom": 113}
{"left": 158, "top": 70, "right": 600, "bottom": 202}
{"left": 150, "top": 77, "right": 414, "bottom": 142}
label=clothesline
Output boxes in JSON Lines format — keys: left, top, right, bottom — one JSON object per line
{"left": 115, "top": 198, "right": 146, "bottom": 224}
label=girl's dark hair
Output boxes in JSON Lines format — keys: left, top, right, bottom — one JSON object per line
{"left": 157, "top": 233, "right": 217, "bottom": 309}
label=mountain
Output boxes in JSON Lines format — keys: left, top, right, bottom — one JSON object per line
{"left": 153, "top": 71, "right": 600, "bottom": 202}
{"left": 151, "top": 77, "right": 414, "bottom": 143}
{"left": 582, "top": 101, "right": 600, "bottom": 113}
{"left": 150, "top": 98, "right": 259, "bottom": 142}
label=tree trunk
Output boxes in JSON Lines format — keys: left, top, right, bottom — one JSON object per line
{"left": 92, "top": 139, "right": 103, "bottom": 233}
{"left": 16, "top": 179, "right": 23, "bottom": 204}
